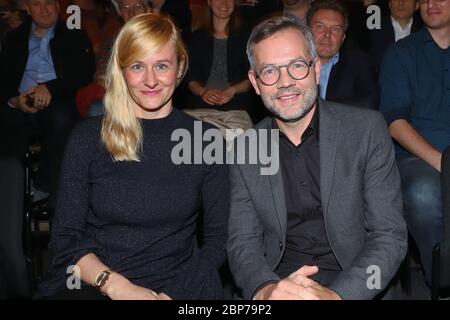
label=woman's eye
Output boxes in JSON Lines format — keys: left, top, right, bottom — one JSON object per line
{"left": 131, "top": 64, "right": 144, "bottom": 71}
{"left": 155, "top": 63, "right": 169, "bottom": 72}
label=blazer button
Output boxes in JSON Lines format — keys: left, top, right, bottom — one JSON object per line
{"left": 279, "top": 241, "right": 283, "bottom": 250}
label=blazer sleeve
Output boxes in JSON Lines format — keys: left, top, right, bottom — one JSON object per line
{"left": 327, "top": 112, "right": 408, "bottom": 299}
{"left": 227, "top": 163, "right": 281, "bottom": 299}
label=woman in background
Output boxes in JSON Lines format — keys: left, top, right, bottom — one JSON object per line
{"left": 185, "top": 0, "right": 253, "bottom": 139}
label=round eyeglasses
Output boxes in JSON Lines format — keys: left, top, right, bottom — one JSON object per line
{"left": 254, "top": 59, "right": 314, "bottom": 86}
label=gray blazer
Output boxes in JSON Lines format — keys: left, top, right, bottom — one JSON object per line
{"left": 227, "top": 99, "right": 408, "bottom": 300}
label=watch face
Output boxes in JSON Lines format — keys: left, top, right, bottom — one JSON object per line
{"left": 95, "top": 270, "right": 111, "bottom": 287}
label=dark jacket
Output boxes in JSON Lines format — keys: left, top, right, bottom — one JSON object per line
{"left": 0, "top": 17, "right": 95, "bottom": 105}
{"left": 369, "top": 13, "right": 423, "bottom": 76}
{"left": 326, "top": 48, "right": 378, "bottom": 110}
{"left": 186, "top": 28, "right": 251, "bottom": 110}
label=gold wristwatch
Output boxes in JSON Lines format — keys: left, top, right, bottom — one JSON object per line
{"left": 94, "top": 270, "right": 111, "bottom": 296}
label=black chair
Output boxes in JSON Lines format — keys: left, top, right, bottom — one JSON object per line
{"left": 431, "top": 145, "right": 450, "bottom": 300}
{"left": 0, "top": 155, "right": 32, "bottom": 298}
{"left": 22, "top": 140, "right": 53, "bottom": 289}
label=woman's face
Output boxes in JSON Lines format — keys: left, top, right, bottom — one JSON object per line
{"left": 123, "top": 41, "right": 183, "bottom": 119}
{"left": 208, "top": 0, "right": 234, "bottom": 20}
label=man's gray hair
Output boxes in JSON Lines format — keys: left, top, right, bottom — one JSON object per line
{"left": 246, "top": 14, "right": 317, "bottom": 70}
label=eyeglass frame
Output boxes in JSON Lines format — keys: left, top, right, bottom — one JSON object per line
{"left": 253, "top": 59, "right": 315, "bottom": 86}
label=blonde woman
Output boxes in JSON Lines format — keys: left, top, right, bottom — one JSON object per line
{"left": 37, "top": 13, "right": 229, "bottom": 300}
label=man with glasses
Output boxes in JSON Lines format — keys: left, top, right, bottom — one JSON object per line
{"left": 307, "top": 0, "right": 378, "bottom": 110}
{"left": 227, "top": 14, "right": 407, "bottom": 300}
{"left": 379, "top": 0, "right": 450, "bottom": 287}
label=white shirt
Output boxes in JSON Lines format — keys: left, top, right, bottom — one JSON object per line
{"left": 391, "top": 16, "right": 413, "bottom": 42}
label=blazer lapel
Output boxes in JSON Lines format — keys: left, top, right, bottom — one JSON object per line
{"left": 319, "top": 99, "right": 341, "bottom": 220}
{"left": 268, "top": 165, "right": 287, "bottom": 240}
{"left": 257, "top": 119, "right": 287, "bottom": 238}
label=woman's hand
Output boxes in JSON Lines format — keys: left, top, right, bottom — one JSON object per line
{"left": 217, "top": 86, "right": 237, "bottom": 105}
{"left": 201, "top": 89, "right": 223, "bottom": 106}
{"left": 103, "top": 272, "right": 171, "bottom": 300}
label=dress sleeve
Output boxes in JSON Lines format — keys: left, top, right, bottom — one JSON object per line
{"left": 39, "top": 120, "right": 106, "bottom": 296}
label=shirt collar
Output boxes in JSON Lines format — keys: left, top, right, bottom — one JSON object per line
{"left": 31, "top": 22, "right": 56, "bottom": 40}
{"left": 391, "top": 16, "right": 413, "bottom": 31}
{"left": 323, "top": 51, "right": 340, "bottom": 67}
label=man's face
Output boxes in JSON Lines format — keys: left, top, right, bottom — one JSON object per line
{"left": 248, "top": 28, "right": 320, "bottom": 123}
{"left": 309, "top": 9, "right": 346, "bottom": 62}
{"left": 118, "top": 0, "right": 148, "bottom": 23}
{"left": 420, "top": 0, "right": 450, "bottom": 30}
{"left": 389, "top": 0, "right": 418, "bottom": 21}
{"left": 26, "top": 0, "right": 59, "bottom": 30}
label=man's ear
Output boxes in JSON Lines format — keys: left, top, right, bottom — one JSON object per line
{"left": 248, "top": 70, "right": 261, "bottom": 96}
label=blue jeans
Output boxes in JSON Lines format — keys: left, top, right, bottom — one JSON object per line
{"left": 398, "top": 154, "right": 443, "bottom": 285}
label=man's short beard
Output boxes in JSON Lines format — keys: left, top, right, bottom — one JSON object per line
{"left": 263, "top": 84, "right": 318, "bottom": 123}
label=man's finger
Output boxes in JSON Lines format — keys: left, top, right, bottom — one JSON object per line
{"left": 289, "top": 274, "right": 318, "bottom": 287}
{"left": 290, "top": 265, "right": 319, "bottom": 278}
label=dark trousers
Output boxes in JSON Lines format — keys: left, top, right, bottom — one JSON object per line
{"left": 0, "top": 155, "right": 30, "bottom": 298}
{"left": 0, "top": 100, "right": 79, "bottom": 199}
{"left": 398, "top": 153, "right": 443, "bottom": 285}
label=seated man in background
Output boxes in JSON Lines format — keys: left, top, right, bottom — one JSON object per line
{"left": 0, "top": 0, "right": 95, "bottom": 200}
{"left": 282, "top": 0, "right": 311, "bottom": 23}
{"left": 379, "top": 0, "right": 449, "bottom": 286}
{"left": 369, "top": 0, "right": 422, "bottom": 77}
{"left": 307, "top": 0, "right": 378, "bottom": 109}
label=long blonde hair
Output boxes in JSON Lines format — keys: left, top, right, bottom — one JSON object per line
{"left": 102, "top": 13, "right": 188, "bottom": 161}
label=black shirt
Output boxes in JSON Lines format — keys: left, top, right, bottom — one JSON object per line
{"left": 274, "top": 108, "right": 341, "bottom": 281}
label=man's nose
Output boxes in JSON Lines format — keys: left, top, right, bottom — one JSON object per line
{"left": 277, "top": 67, "right": 295, "bottom": 88}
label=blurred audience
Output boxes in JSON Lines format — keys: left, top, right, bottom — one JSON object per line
{"left": 282, "top": 0, "right": 311, "bottom": 22}
{"left": 185, "top": 0, "right": 253, "bottom": 135}
{"left": 308, "top": 0, "right": 378, "bottom": 109}
{"left": 369, "top": 0, "right": 422, "bottom": 77}
{"left": 149, "top": 0, "right": 192, "bottom": 44}
{"left": 0, "top": 0, "right": 95, "bottom": 201}
{"left": 379, "top": 0, "right": 450, "bottom": 285}
{"left": 238, "top": 0, "right": 281, "bottom": 27}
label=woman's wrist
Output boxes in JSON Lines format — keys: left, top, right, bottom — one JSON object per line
{"left": 102, "top": 271, "right": 130, "bottom": 297}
